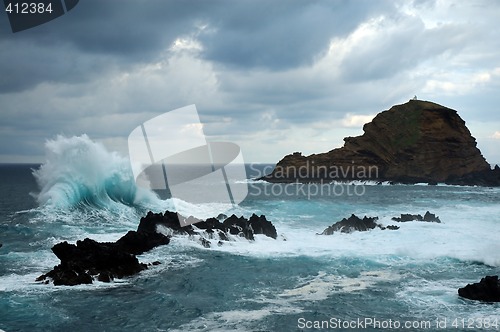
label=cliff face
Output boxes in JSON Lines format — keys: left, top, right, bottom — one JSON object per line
{"left": 263, "top": 100, "right": 499, "bottom": 185}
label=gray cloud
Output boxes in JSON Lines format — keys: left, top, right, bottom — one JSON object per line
{"left": 1, "top": 0, "right": 500, "bottom": 163}
{"left": 0, "top": 0, "right": 393, "bottom": 93}
{"left": 199, "top": 0, "right": 394, "bottom": 69}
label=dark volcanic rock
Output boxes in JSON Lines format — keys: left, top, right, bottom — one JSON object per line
{"left": 115, "top": 229, "right": 170, "bottom": 255}
{"left": 320, "top": 214, "right": 382, "bottom": 234}
{"left": 249, "top": 214, "right": 278, "bottom": 239}
{"left": 223, "top": 214, "right": 255, "bottom": 240}
{"left": 37, "top": 210, "right": 278, "bottom": 286}
{"left": 199, "top": 237, "right": 211, "bottom": 248}
{"left": 136, "top": 210, "right": 278, "bottom": 241}
{"left": 392, "top": 211, "right": 441, "bottom": 223}
{"left": 138, "top": 211, "right": 196, "bottom": 236}
{"left": 261, "top": 100, "right": 498, "bottom": 186}
{"left": 386, "top": 225, "right": 400, "bottom": 230}
{"left": 458, "top": 276, "right": 500, "bottom": 302}
{"left": 423, "top": 211, "right": 441, "bottom": 223}
{"left": 36, "top": 239, "right": 147, "bottom": 286}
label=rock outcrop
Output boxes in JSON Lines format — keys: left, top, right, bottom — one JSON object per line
{"left": 261, "top": 100, "right": 499, "bottom": 186}
{"left": 458, "top": 276, "right": 500, "bottom": 302}
{"left": 320, "top": 211, "right": 442, "bottom": 235}
{"left": 140, "top": 210, "right": 278, "bottom": 243}
{"left": 320, "top": 214, "right": 383, "bottom": 234}
{"left": 36, "top": 238, "right": 150, "bottom": 286}
{"left": 37, "top": 211, "right": 278, "bottom": 285}
{"left": 392, "top": 211, "right": 441, "bottom": 223}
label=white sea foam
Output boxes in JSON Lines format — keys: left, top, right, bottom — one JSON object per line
{"left": 205, "top": 203, "right": 500, "bottom": 268}
{"left": 279, "top": 270, "right": 401, "bottom": 301}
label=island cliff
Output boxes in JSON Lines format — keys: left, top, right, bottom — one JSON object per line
{"left": 261, "top": 100, "right": 500, "bottom": 186}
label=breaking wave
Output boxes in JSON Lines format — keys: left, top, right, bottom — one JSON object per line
{"left": 32, "top": 135, "right": 160, "bottom": 210}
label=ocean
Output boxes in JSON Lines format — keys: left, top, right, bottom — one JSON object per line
{"left": 1, "top": 136, "right": 500, "bottom": 331}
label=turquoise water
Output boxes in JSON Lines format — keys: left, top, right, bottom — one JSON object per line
{"left": 1, "top": 138, "right": 500, "bottom": 331}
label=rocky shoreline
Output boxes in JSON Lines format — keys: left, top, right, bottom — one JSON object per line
{"left": 36, "top": 211, "right": 277, "bottom": 286}
{"left": 36, "top": 209, "right": 496, "bottom": 303}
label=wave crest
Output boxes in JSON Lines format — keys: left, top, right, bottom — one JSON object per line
{"left": 33, "top": 135, "right": 158, "bottom": 209}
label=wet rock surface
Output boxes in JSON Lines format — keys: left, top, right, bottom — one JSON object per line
{"left": 37, "top": 210, "right": 278, "bottom": 285}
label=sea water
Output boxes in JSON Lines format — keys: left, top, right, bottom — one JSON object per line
{"left": 1, "top": 135, "right": 499, "bottom": 331}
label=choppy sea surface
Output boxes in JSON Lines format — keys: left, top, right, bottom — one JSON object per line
{"left": 1, "top": 136, "right": 499, "bottom": 331}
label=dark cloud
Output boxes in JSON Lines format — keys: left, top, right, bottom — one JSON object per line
{"left": 0, "top": 0, "right": 393, "bottom": 93}
{"left": 199, "top": 0, "right": 394, "bottom": 70}
{"left": 1, "top": 0, "right": 500, "bottom": 163}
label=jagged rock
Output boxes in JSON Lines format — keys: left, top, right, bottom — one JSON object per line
{"left": 392, "top": 214, "right": 424, "bottom": 222}
{"left": 37, "top": 210, "right": 278, "bottom": 286}
{"left": 223, "top": 214, "right": 255, "bottom": 240}
{"left": 138, "top": 211, "right": 196, "bottom": 236}
{"left": 386, "top": 225, "right": 400, "bottom": 230}
{"left": 98, "top": 271, "right": 114, "bottom": 283}
{"left": 36, "top": 239, "right": 147, "bottom": 286}
{"left": 261, "top": 100, "right": 498, "bottom": 186}
{"left": 458, "top": 276, "right": 500, "bottom": 302}
{"left": 218, "top": 231, "right": 229, "bottom": 241}
{"left": 139, "top": 211, "right": 278, "bottom": 241}
{"left": 392, "top": 211, "right": 441, "bottom": 223}
{"left": 320, "top": 214, "right": 382, "bottom": 234}
{"left": 248, "top": 214, "right": 278, "bottom": 239}
{"left": 199, "top": 237, "right": 211, "bottom": 248}
{"left": 137, "top": 211, "right": 279, "bottom": 241}
{"left": 195, "top": 217, "right": 227, "bottom": 233}
{"left": 115, "top": 229, "right": 170, "bottom": 255}
{"left": 197, "top": 213, "right": 278, "bottom": 240}
{"left": 423, "top": 211, "right": 441, "bottom": 223}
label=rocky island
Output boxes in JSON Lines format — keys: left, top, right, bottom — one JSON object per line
{"left": 261, "top": 100, "right": 500, "bottom": 186}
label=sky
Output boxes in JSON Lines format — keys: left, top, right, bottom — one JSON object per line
{"left": 1, "top": 0, "right": 500, "bottom": 164}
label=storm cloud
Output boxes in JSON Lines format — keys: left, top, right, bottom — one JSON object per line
{"left": 1, "top": 0, "right": 500, "bottom": 163}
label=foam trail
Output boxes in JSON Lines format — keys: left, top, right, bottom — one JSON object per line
{"left": 32, "top": 135, "right": 160, "bottom": 209}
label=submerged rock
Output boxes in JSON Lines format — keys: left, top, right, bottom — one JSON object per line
{"left": 36, "top": 239, "right": 147, "bottom": 286}
{"left": 458, "top": 276, "right": 500, "bottom": 302}
{"left": 386, "top": 225, "right": 400, "bottom": 230}
{"left": 320, "top": 214, "right": 382, "bottom": 234}
{"left": 320, "top": 211, "right": 442, "bottom": 235}
{"left": 249, "top": 214, "right": 278, "bottom": 239}
{"left": 392, "top": 211, "right": 441, "bottom": 223}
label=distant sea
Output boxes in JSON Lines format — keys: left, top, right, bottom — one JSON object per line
{"left": 1, "top": 136, "right": 499, "bottom": 331}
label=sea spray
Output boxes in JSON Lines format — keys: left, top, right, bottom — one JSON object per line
{"left": 30, "top": 135, "right": 249, "bottom": 220}
{"left": 32, "top": 135, "right": 160, "bottom": 209}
